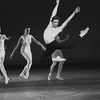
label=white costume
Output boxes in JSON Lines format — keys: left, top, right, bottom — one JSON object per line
{"left": 21, "top": 35, "right": 32, "bottom": 60}
{"left": 11, "top": 29, "right": 45, "bottom": 79}
{"left": 0, "top": 36, "right": 5, "bottom": 57}
{"left": 0, "top": 34, "right": 9, "bottom": 84}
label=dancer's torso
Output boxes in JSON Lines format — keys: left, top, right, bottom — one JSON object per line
{"left": 0, "top": 38, "right": 5, "bottom": 57}
{"left": 0, "top": 39, "right": 5, "bottom": 50}
{"left": 21, "top": 35, "right": 32, "bottom": 53}
{"left": 43, "top": 26, "right": 62, "bottom": 44}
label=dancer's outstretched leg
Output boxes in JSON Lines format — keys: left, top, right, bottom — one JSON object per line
{"left": 40, "top": 27, "right": 89, "bottom": 62}
{"left": 55, "top": 27, "right": 90, "bottom": 49}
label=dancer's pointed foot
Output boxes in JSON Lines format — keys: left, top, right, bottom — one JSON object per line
{"left": 56, "top": 75, "right": 64, "bottom": 80}
{"left": 80, "top": 27, "right": 89, "bottom": 37}
{"left": 48, "top": 73, "right": 52, "bottom": 81}
{"left": 20, "top": 71, "right": 29, "bottom": 79}
{"left": 24, "top": 72, "right": 29, "bottom": 79}
{"left": 5, "top": 78, "right": 9, "bottom": 84}
{"left": 20, "top": 73, "right": 24, "bottom": 77}
{"left": 20, "top": 73, "right": 25, "bottom": 79}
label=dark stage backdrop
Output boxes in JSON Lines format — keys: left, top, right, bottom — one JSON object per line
{"left": 0, "top": 0, "right": 100, "bottom": 64}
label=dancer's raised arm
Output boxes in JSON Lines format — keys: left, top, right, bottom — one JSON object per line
{"left": 49, "top": 0, "right": 60, "bottom": 23}
{"left": 31, "top": 36, "right": 46, "bottom": 50}
{"left": 60, "top": 6, "right": 80, "bottom": 30}
{"left": 10, "top": 37, "right": 22, "bottom": 58}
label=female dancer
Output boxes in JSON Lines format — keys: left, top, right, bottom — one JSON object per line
{"left": 10, "top": 28, "right": 46, "bottom": 79}
{"left": 0, "top": 27, "right": 11, "bottom": 84}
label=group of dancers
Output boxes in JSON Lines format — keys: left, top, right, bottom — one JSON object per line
{"left": 0, "top": 0, "right": 89, "bottom": 84}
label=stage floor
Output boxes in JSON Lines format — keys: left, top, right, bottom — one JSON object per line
{"left": 0, "top": 64, "right": 100, "bottom": 100}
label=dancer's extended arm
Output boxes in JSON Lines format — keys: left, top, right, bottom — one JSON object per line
{"left": 10, "top": 37, "right": 22, "bottom": 58}
{"left": 3, "top": 35, "right": 11, "bottom": 50}
{"left": 31, "top": 36, "right": 46, "bottom": 50}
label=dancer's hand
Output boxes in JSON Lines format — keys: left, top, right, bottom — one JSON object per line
{"left": 3, "top": 35, "right": 11, "bottom": 40}
{"left": 56, "top": 0, "right": 60, "bottom": 4}
{"left": 10, "top": 53, "right": 13, "bottom": 59}
{"left": 8, "top": 37, "right": 12, "bottom": 40}
{"left": 41, "top": 45, "right": 46, "bottom": 51}
{"left": 75, "top": 6, "right": 80, "bottom": 14}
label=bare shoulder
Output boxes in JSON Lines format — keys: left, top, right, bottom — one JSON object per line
{"left": 29, "top": 35, "right": 33, "bottom": 39}
{"left": 29, "top": 34, "right": 32, "bottom": 37}
{"left": 20, "top": 36, "right": 23, "bottom": 39}
{"left": 19, "top": 36, "right": 24, "bottom": 42}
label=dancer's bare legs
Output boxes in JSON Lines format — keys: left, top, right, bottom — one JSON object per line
{"left": 20, "top": 51, "right": 32, "bottom": 79}
{"left": 0, "top": 57, "right": 9, "bottom": 84}
{"left": 48, "top": 49, "right": 66, "bottom": 80}
{"left": 25, "top": 52, "right": 32, "bottom": 78}
{"left": 0, "top": 55, "right": 5, "bottom": 79}
{"left": 56, "top": 61, "right": 65, "bottom": 80}
{"left": 48, "top": 61, "right": 57, "bottom": 80}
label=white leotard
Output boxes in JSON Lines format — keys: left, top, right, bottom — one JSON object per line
{"left": 0, "top": 36, "right": 5, "bottom": 57}
{"left": 21, "top": 35, "right": 32, "bottom": 55}
{"left": 22, "top": 35, "right": 32, "bottom": 45}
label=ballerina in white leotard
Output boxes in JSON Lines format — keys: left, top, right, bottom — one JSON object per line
{"left": 0, "top": 27, "right": 11, "bottom": 84}
{"left": 10, "top": 28, "right": 46, "bottom": 79}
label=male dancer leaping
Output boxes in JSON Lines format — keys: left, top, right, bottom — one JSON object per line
{"left": 39, "top": 0, "right": 89, "bottom": 62}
